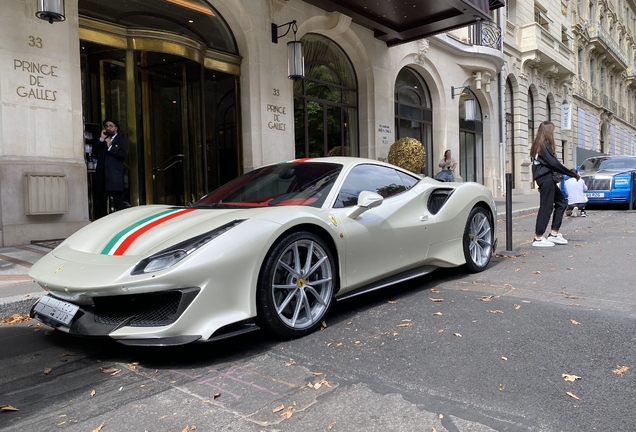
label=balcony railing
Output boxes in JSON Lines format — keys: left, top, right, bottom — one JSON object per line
{"left": 602, "top": 93, "right": 609, "bottom": 109}
{"left": 620, "top": 106, "right": 626, "bottom": 119}
{"left": 587, "top": 23, "right": 628, "bottom": 66}
{"left": 611, "top": 99, "right": 617, "bottom": 112}
{"left": 591, "top": 87, "right": 599, "bottom": 105}
{"left": 576, "top": 80, "right": 588, "bottom": 98}
{"left": 471, "top": 21, "right": 502, "bottom": 50}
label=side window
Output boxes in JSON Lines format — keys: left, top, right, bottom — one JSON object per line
{"left": 334, "top": 164, "right": 416, "bottom": 208}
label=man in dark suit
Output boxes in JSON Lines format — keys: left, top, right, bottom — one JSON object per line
{"left": 94, "top": 119, "right": 129, "bottom": 219}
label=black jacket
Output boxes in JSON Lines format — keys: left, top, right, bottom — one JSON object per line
{"left": 95, "top": 134, "right": 129, "bottom": 192}
{"left": 531, "top": 144, "right": 576, "bottom": 182}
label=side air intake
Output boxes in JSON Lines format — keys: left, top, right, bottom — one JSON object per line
{"left": 427, "top": 189, "right": 453, "bottom": 215}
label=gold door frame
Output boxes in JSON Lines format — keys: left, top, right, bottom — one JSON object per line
{"left": 80, "top": 18, "right": 242, "bottom": 205}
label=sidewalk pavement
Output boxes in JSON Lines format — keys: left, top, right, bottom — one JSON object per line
{"left": 0, "top": 192, "right": 540, "bottom": 319}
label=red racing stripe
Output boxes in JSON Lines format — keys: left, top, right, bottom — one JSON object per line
{"left": 113, "top": 208, "right": 196, "bottom": 256}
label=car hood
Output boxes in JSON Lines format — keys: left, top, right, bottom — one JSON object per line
{"left": 53, "top": 205, "right": 278, "bottom": 261}
{"left": 581, "top": 169, "right": 626, "bottom": 177}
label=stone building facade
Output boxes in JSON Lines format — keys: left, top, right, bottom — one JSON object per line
{"left": 0, "top": 0, "right": 504, "bottom": 245}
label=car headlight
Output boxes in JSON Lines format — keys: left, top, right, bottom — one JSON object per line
{"left": 131, "top": 219, "right": 245, "bottom": 275}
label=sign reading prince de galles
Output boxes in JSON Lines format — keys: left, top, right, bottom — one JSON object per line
{"left": 13, "top": 58, "right": 59, "bottom": 102}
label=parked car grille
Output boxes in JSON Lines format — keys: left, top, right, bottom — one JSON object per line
{"left": 582, "top": 176, "right": 611, "bottom": 191}
{"left": 94, "top": 291, "right": 182, "bottom": 327}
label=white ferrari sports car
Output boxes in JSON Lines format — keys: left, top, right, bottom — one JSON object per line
{"left": 29, "top": 157, "right": 497, "bottom": 346}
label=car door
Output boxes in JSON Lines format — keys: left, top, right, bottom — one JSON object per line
{"left": 331, "top": 164, "right": 434, "bottom": 291}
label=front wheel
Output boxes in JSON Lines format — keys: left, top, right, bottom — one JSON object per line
{"left": 256, "top": 231, "right": 336, "bottom": 338}
{"left": 462, "top": 207, "right": 493, "bottom": 273}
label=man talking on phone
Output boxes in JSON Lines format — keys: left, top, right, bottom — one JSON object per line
{"left": 94, "top": 119, "right": 129, "bottom": 219}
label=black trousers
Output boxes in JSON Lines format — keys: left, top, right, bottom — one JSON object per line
{"left": 95, "top": 190, "right": 127, "bottom": 219}
{"left": 534, "top": 174, "right": 567, "bottom": 236}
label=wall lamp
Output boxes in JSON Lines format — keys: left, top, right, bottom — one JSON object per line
{"left": 451, "top": 85, "right": 470, "bottom": 99}
{"left": 272, "top": 20, "right": 305, "bottom": 80}
{"left": 36, "top": 0, "right": 66, "bottom": 23}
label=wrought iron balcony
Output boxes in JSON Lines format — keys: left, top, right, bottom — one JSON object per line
{"left": 602, "top": 93, "right": 609, "bottom": 109}
{"left": 611, "top": 99, "right": 617, "bottom": 113}
{"left": 470, "top": 20, "right": 502, "bottom": 50}
{"left": 576, "top": 80, "right": 588, "bottom": 98}
{"left": 587, "top": 23, "right": 628, "bottom": 68}
{"left": 591, "top": 87, "right": 599, "bottom": 105}
{"left": 620, "top": 106, "right": 626, "bottom": 119}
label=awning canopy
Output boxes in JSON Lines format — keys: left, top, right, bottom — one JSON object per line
{"left": 302, "top": 0, "right": 505, "bottom": 47}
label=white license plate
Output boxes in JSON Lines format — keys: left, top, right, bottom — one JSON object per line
{"left": 586, "top": 192, "right": 604, "bottom": 198}
{"left": 33, "top": 295, "right": 79, "bottom": 326}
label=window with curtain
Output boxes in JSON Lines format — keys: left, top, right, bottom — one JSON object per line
{"left": 293, "top": 34, "right": 358, "bottom": 159}
{"left": 394, "top": 67, "right": 433, "bottom": 176}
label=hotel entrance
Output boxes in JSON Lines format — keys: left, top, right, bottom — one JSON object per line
{"left": 77, "top": 0, "right": 241, "bottom": 217}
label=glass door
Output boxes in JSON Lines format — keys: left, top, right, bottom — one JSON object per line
{"left": 142, "top": 55, "right": 189, "bottom": 205}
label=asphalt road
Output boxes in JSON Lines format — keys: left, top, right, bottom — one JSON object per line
{"left": 1, "top": 210, "right": 635, "bottom": 432}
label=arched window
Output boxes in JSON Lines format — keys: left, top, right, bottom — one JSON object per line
{"left": 294, "top": 34, "right": 358, "bottom": 158}
{"left": 459, "top": 89, "right": 484, "bottom": 183}
{"left": 394, "top": 67, "right": 433, "bottom": 176}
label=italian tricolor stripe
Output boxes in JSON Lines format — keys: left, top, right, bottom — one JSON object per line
{"left": 101, "top": 208, "right": 196, "bottom": 256}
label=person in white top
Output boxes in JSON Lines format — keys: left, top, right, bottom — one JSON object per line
{"left": 564, "top": 171, "right": 588, "bottom": 217}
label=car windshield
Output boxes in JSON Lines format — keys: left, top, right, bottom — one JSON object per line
{"left": 598, "top": 157, "right": 636, "bottom": 171}
{"left": 194, "top": 162, "right": 343, "bottom": 208}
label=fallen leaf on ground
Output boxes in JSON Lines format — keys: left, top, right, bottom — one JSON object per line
{"left": 453, "top": 333, "right": 462, "bottom": 337}
{"left": 213, "top": 393, "right": 220, "bottom": 400}
{"left": 328, "top": 421, "right": 337, "bottom": 429}
{"left": 566, "top": 391, "right": 581, "bottom": 400}
{"left": 438, "top": 414, "right": 444, "bottom": 419}
{"left": 431, "top": 288, "right": 440, "bottom": 293}
{"left": 570, "top": 319, "right": 580, "bottom": 325}
{"left": 0, "top": 314, "right": 32, "bottom": 325}
{"left": 430, "top": 298, "right": 444, "bottom": 302}
{"left": 286, "top": 360, "right": 296, "bottom": 366}
{"left": 432, "top": 312, "right": 442, "bottom": 316}
{"left": 273, "top": 404, "right": 285, "bottom": 413}
{"left": 388, "top": 300, "right": 398, "bottom": 304}
{"left": 313, "top": 372, "right": 324, "bottom": 376}
{"left": 43, "top": 368, "right": 52, "bottom": 375}
{"left": 534, "top": 270, "right": 541, "bottom": 274}
{"left": 320, "top": 320, "right": 328, "bottom": 330}
{"left": 281, "top": 406, "right": 294, "bottom": 419}
{"left": 521, "top": 300, "right": 532, "bottom": 303}
{"left": 92, "top": 421, "right": 105, "bottom": 432}
{"left": 128, "top": 362, "right": 139, "bottom": 370}
{"left": 1, "top": 405, "right": 19, "bottom": 411}
{"left": 574, "top": 244, "right": 583, "bottom": 247}
{"left": 90, "top": 389, "right": 96, "bottom": 397}
{"left": 562, "top": 374, "right": 581, "bottom": 382}
{"left": 567, "top": 304, "right": 580, "bottom": 307}
{"left": 438, "top": 329, "right": 445, "bottom": 333}
{"left": 514, "top": 304, "right": 521, "bottom": 310}
{"left": 501, "top": 356, "right": 508, "bottom": 361}
{"left": 489, "top": 310, "right": 504, "bottom": 314}
{"left": 564, "top": 295, "right": 580, "bottom": 299}
{"left": 612, "top": 366, "right": 630, "bottom": 376}
{"left": 99, "top": 367, "right": 121, "bottom": 376}
{"left": 60, "top": 353, "right": 75, "bottom": 357}
{"left": 499, "top": 383, "right": 505, "bottom": 391}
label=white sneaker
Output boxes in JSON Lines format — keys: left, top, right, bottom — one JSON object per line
{"left": 547, "top": 233, "right": 568, "bottom": 245}
{"left": 533, "top": 237, "right": 555, "bottom": 247}
{"left": 572, "top": 207, "right": 579, "bottom": 217}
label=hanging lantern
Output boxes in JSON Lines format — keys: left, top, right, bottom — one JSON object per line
{"left": 36, "top": 0, "right": 66, "bottom": 24}
{"left": 287, "top": 40, "right": 304, "bottom": 80}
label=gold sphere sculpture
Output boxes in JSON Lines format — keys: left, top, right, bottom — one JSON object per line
{"left": 387, "top": 137, "right": 425, "bottom": 173}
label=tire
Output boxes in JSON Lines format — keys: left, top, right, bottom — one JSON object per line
{"left": 462, "top": 207, "right": 493, "bottom": 273}
{"left": 256, "top": 231, "right": 336, "bottom": 338}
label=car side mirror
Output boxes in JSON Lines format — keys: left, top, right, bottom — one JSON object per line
{"left": 347, "top": 191, "right": 383, "bottom": 219}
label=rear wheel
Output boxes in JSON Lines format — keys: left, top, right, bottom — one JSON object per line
{"left": 256, "top": 231, "right": 335, "bottom": 338}
{"left": 462, "top": 207, "right": 493, "bottom": 272}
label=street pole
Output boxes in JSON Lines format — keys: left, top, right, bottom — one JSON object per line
{"left": 502, "top": 172, "right": 521, "bottom": 256}
{"left": 628, "top": 171, "right": 635, "bottom": 212}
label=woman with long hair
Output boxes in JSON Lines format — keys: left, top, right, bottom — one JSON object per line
{"left": 530, "top": 121, "right": 578, "bottom": 247}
